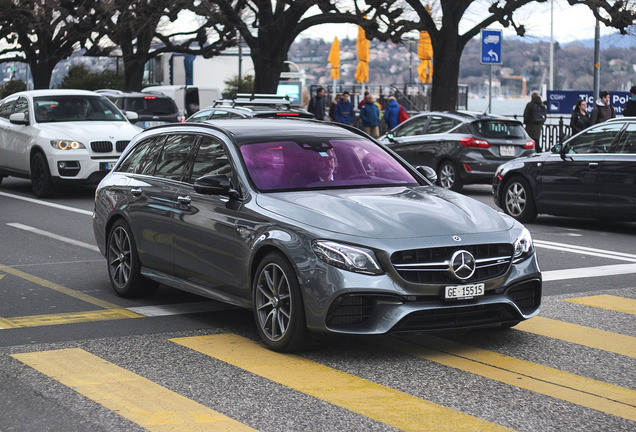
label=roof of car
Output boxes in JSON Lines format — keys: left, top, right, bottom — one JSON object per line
{"left": 95, "top": 89, "right": 172, "bottom": 99}
{"left": 5, "top": 89, "right": 103, "bottom": 99}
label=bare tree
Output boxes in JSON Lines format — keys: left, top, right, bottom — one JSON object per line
{"left": 0, "top": 0, "right": 98, "bottom": 89}
{"left": 86, "top": 0, "right": 237, "bottom": 91}
{"left": 387, "top": 0, "right": 636, "bottom": 110}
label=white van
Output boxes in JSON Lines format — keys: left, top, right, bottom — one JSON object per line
{"left": 141, "top": 85, "right": 221, "bottom": 118}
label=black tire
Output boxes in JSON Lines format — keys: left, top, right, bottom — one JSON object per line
{"left": 502, "top": 176, "right": 537, "bottom": 223}
{"left": 253, "top": 252, "right": 309, "bottom": 352}
{"left": 30, "top": 152, "right": 57, "bottom": 198}
{"left": 106, "top": 219, "right": 157, "bottom": 298}
{"left": 437, "top": 160, "right": 463, "bottom": 191}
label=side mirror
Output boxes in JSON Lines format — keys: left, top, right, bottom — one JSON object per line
{"left": 125, "top": 111, "right": 139, "bottom": 122}
{"left": 194, "top": 174, "right": 232, "bottom": 196}
{"left": 9, "top": 112, "right": 28, "bottom": 125}
{"left": 386, "top": 132, "right": 395, "bottom": 143}
{"left": 416, "top": 165, "right": 437, "bottom": 184}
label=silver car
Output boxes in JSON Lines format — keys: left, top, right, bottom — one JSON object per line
{"left": 93, "top": 119, "right": 541, "bottom": 352}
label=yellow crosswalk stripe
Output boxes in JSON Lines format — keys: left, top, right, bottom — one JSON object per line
{"left": 565, "top": 295, "right": 636, "bottom": 315}
{"left": 388, "top": 335, "right": 636, "bottom": 422}
{"left": 4, "top": 309, "right": 142, "bottom": 327}
{"left": 171, "top": 333, "right": 515, "bottom": 432}
{"left": 515, "top": 316, "right": 636, "bottom": 358}
{"left": 12, "top": 348, "right": 256, "bottom": 432}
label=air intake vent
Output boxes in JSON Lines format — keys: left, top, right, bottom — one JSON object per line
{"left": 90, "top": 141, "right": 113, "bottom": 152}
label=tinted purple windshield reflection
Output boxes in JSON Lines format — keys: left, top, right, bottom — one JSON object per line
{"left": 240, "top": 139, "right": 418, "bottom": 191}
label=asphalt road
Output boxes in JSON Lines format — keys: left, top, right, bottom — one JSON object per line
{"left": 0, "top": 177, "right": 634, "bottom": 432}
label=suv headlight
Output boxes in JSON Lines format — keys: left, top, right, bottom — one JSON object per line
{"left": 51, "top": 140, "right": 85, "bottom": 150}
{"left": 312, "top": 240, "right": 383, "bottom": 275}
{"left": 513, "top": 228, "right": 534, "bottom": 263}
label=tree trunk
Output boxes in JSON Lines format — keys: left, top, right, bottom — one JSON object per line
{"left": 30, "top": 61, "right": 55, "bottom": 89}
{"left": 250, "top": 31, "right": 291, "bottom": 94}
{"left": 430, "top": 30, "right": 464, "bottom": 111}
{"left": 122, "top": 55, "right": 147, "bottom": 92}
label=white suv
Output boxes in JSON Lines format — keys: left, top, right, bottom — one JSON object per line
{"left": 0, "top": 89, "right": 142, "bottom": 197}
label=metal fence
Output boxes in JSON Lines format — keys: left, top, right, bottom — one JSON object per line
{"left": 509, "top": 114, "right": 571, "bottom": 152}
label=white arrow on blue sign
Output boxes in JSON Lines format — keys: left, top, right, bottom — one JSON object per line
{"left": 481, "top": 29, "right": 502, "bottom": 65}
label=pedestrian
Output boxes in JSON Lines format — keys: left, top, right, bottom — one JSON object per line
{"left": 624, "top": 85, "right": 636, "bottom": 117}
{"left": 359, "top": 94, "right": 380, "bottom": 138}
{"left": 328, "top": 93, "right": 341, "bottom": 121}
{"left": 307, "top": 87, "right": 326, "bottom": 120}
{"left": 590, "top": 90, "right": 616, "bottom": 125}
{"left": 522, "top": 91, "right": 546, "bottom": 148}
{"left": 569, "top": 98, "right": 590, "bottom": 135}
{"left": 334, "top": 91, "right": 354, "bottom": 125}
{"left": 384, "top": 96, "right": 401, "bottom": 130}
{"left": 358, "top": 91, "right": 369, "bottom": 110}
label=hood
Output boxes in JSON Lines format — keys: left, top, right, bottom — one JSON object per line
{"left": 38, "top": 121, "right": 142, "bottom": 141}
{"left": 256, "top": 186, "right": 513, "bottom": 239}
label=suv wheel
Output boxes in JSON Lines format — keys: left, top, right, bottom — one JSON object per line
{"left": 437, "top": 161, "right": 463, "bottom": 191}
{"left": 30, "top": 152, "right": 57, "bottom": 198}
{"left": 502, "top": 176, "right": 537, "bottom": 222}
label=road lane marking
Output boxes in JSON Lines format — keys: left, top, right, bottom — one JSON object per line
{"left": 12, "top": 348, "right": 256, "bottom": 432}
{"left": 6, "top": 223, "right": 100, "bottom": 252}
{"left": 515, "top": 317, "right": 636, "bottom": 358}
{"left": 542, "top": 263, "right": 636, "bottom": 281}
{"left": 534, "top": 240, "right": 636, "bottom": 262}
{"left": 172, "top": 333, "right": 514, "bottom": 432}
{"left": 3, "top": 309, "right": 141, "bottom": 328}
{"left": 565, "top": 295, "right": 636, "bottom": 315}
{"left": 390, "top": 335, "right": 636, "bottom": 422}
{"left": 0, "top": 191, "right": 93, "bottom": 215}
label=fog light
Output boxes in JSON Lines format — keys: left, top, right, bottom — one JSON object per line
{"left": 58, "top": 162, "right": 66, "bottom": 169}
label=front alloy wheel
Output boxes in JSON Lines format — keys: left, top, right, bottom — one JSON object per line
{"left": 437, "top": 161, "right": 463, "bottom": 191}
{"left": 503, "top": 177, "right": 537, "bottom": 223}
{"left": 253, "top": 253, "right": 308, "bottom": 352}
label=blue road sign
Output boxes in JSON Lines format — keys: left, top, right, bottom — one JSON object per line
{"left": 481, "top": 29, "right": 502, "bottom": 65}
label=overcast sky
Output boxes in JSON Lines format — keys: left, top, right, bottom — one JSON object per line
{"left": 298, "top": 1, "right": 622, "bottom": 44}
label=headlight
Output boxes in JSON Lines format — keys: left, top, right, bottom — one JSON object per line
{"left": 51, "top": 140, "right": 85, "bottom": 150}
{"left": 312, "top": 240, "right": 383, "bottom": 275}
{"left": 513, "top": 228, "right": 534, "bottom": 263}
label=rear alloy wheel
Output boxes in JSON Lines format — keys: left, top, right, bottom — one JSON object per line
{"left": 502, "top": 177, "right": 537, "bottom": 223}
{"left": 107, "top": 219, "right": 157, "bottom": 298}
{"left": 253, "top": 252, "right": 308, "bottom": 352}
{"left": 30, "top": 152, "right": 57, "bottom": 198}
{"left": 437, "top": 160, "right": 463, "bottom": 191}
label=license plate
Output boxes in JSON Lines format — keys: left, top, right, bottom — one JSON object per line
{"left": 445, "top": 283, "right": 485, "bottom": 299}
{"left": 500, "top": 145, "right": 516, "bottom": 157}
{"left": 102, "top": 161, "right": 117, "bottom": 170}
{"left": 144, "top": 121, "right": 167, "bottom": 128}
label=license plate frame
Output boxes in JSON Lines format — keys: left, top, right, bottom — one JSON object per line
{"left": 144, "top": 121, "right": 167, "bottom": 128}
{"left": 445, "top": 283, "right": 485, "bottom": 300}
{"left": 500, "top": 145, "right": 516, "bottom": 157}
{"left": 101, "top": 161, "right": 117, "bottom": 170}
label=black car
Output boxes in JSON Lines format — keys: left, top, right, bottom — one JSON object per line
{"left": 380, "top": 111, "right": 535, "bottom": 191}
{"left": 92, "top": 118, "right": 540, "bottom": 352}
{"left": 97, "top": 89, "right": 180, "bottom": 127}
{"left": 186, "top": 93, "right": 314, "bottom": 122}
{"left": 493, "top": 118, "right": 636, "bottom": 222}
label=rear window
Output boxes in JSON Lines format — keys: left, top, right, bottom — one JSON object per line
{"left": 124, "top": 96, "right": 178, "bottom": 115}
{"left": 470, "top": 120, "right": 526, "bottom": 139}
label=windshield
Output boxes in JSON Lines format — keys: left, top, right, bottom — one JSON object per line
{"left": 34, "top": 96, "right": 126, "bottom": 123}
{"left": 124, "top": 96, "right": 178, "bottom": 115}
{"left": 239, "top": 138, "right": 419, "bottom": 191}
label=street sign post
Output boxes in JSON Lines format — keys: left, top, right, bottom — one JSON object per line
{"left": 480, "top": 29, "right": 502, "bottom": 65}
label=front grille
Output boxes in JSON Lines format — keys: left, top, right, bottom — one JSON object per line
{"left": 391, "top": 244, "right": 513, "bottom": 284}
{"left": 506, "top": 280, "right": 541, "bottom": 314}
{"left": 326, "top": 295, "right": 377, "bottom": 328}
{"left": 91, "top": 141, "right": 113, "bottom": 152}
{"left": 116, "top": 140, "right": 129, "bottom": 152}
{"left": 393, "top": 303, "right": 520, "bottom": 331}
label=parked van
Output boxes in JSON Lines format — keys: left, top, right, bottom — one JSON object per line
{"left": 141, "top": 85, "right": 221, "bottom": 119}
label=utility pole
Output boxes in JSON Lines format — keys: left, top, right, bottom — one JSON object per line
{"left": 593, "top": 18, "right": 600, "bottom": 102}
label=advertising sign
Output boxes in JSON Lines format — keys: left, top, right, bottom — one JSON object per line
{"left": 547, "top": 90, "right": 631, "bottom": 115}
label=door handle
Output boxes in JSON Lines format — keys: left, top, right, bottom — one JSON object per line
{"left": 130, "top": 188, "right": 142, "bottom": 197}
{"left": 588, "top": 162, "right": 599, "bottom": 168}
{"left": 177, "top": 195, "right": 191, "bottom": 205}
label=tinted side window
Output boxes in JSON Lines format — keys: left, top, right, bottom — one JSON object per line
{"left": 615, "top": 123, "right": 636, "bottom": 154}
{"left": 154, "top": 134, "right": 198, "bottom": 181}
{"left": 188, "top": 110, "right": 212, "bottom": 123}
{"left": 186, "top": 136, "right": 231, "bottom": 183}
{"left": 394, "top": 116, "right": 429, "bottom": 137}
{"left": 567, "top": 123, "right": 624, "bottom": 154}
{"left": 425, "top": 116, "right": 459, "bottom": 134}
{"left": 0, "top": 98, "right": 16, "bottom": 118}
{"left": 117, "top": 137, "right": 165, "bottom": 175}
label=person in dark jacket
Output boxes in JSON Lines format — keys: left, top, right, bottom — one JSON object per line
{"left": 334, "top": 91, "right": 354, "bottom": 125}
{"left": 359, "top": 94, "right": 380, "bottom": 138}
{"left": 307, "top": 87, "right": 326, "bottom": 120}
{"left": 522, "top": 91, "right": 546, "bottom": 147}
{"left": 624, "top": 86, "right": 636, "bottom": 117}
{"left": 590, "top": 90, "right": 616, "bottom": 125}
{"left": 384, "top": 96, "right": 401, "bottom": 130}
{"left": 570, "top": 99, "right": 590, "bottom": 135}
{"left": 328, "top": 93, "right": 341, "bottom": 121}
